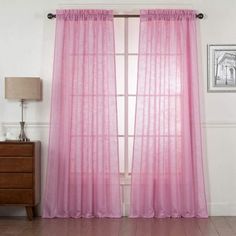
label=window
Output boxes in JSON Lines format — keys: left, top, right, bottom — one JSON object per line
{"left": 114, "top": 17, "right": 139, "bottom": 177}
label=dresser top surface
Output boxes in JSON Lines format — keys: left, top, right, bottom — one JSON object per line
{"left": 0, "top": 141, "right": 40, "bottom": 144}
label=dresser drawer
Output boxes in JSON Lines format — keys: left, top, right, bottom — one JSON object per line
{"left": 0, "top": 173, "right": 33, "bottom": 188}
{"left": 0, "top": 189, "right": 33, "bottom": 204}
{"left": 0, "top": 141, "right": 40, "bottom": 219}
{"left": 0, "top": 157, "right": 32, "bottom": 172}
{"left": 0, "top": 144, "right": 33, "bottom": 157}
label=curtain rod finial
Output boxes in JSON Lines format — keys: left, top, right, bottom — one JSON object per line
{"left": 47, "top": 13, "right": 56, "bottom": 19}
{"left": 196, "top": 13, "right": 204, "bottom": 19}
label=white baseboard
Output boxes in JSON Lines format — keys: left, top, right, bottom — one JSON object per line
{"left": 0, "top": 206, "right": 26, "bottom": 217}
{"left": 208, "top": 202, "right": 236, "bottom": 216}
{"left": 122, "top": 203, "right": 236, "bottom": 217}
{"left": 1, "top": 203, "right": 236, "bottom": 217}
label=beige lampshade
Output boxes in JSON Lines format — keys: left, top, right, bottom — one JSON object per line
{"left": 5, "top": 77, "right": 42, "bottom": 100}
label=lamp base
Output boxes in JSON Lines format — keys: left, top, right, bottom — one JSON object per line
{"left": 19, "top": 121, "right": 29, "bottom": 142}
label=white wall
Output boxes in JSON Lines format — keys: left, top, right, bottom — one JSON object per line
{"left": 0, "top": 0, "right": 236, "bottom": 216}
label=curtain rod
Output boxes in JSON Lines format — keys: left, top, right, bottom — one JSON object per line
{"left": 47, "top": 12, "right": 204, "bottom": 19}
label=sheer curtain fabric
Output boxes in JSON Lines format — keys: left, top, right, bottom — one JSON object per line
{"left": 43, "top": 9, "right": 121, "bottom": 218}
{"left": 130, "top": 9, "right": 208, "bottom": 218}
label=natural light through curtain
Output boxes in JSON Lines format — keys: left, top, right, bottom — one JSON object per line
{"left": 130, "top": 9, "right": 208, "bottom": 218}
{"left": 43, "top": 9, "right": 121, "bottom": 218}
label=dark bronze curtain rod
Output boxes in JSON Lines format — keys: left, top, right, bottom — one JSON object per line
{"left": 47, "top": 12, "right": 204, "bottom": 19}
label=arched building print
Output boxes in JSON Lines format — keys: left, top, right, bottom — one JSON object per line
{"left": 215, "top": 52, "right": 236, "bottom": 86}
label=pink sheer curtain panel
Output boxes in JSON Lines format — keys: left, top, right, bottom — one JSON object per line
{"left": 43, "top": 9, "right": 121, "bottom": 218}
{"left": 130, "top": 9, "right": 208, "bottom": 218}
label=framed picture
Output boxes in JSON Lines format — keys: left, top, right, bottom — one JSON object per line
{"left": 207, "top": 44, "right": 236, "bottom": 92}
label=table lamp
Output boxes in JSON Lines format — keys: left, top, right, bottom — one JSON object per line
{"left": 5, "top": 77, "right": 42, "bottom": 141}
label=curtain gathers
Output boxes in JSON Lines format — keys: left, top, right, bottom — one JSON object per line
{"left": 43, "top": 9, "right": 121, "bottom": 218}
{"left": 130, "top": 9, "right": 208, "bottom": 218}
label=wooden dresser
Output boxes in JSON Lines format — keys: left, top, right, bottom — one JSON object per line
{"left": 0, "top": 141, "right": 40, "bottom": 220}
